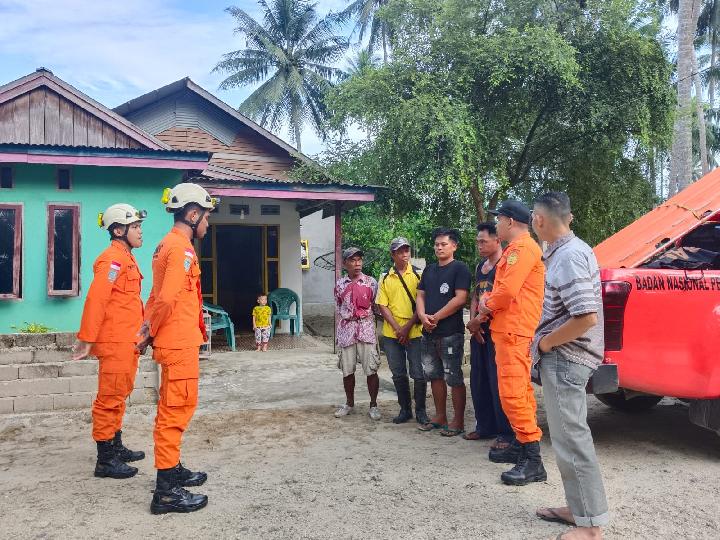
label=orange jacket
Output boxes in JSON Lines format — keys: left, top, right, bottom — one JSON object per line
{"left": 77, "top": 241, "right": 144, "bottom": 343}
{"left": 486, "top": 232, "right": 545, "bottom": 338}
{"left": 145, "top": 227, "right": 206, "bottom": 349}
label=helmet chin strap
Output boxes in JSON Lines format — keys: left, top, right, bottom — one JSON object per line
{"left": 180, "top": 210, "right": 207, "bottom": 239}
{"left": 112, "top": 225, "right": 133, "bottom": 249}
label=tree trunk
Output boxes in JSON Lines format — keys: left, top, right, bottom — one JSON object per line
{"left": 669, "top": 0, "right": 702, "bottom": 195}
{"left": 382, "top": 30, "right": 388, "bottom": 64}
{"left": 694, "top": 51, "right": 709, "bottom": 176}
{"left": 294, "top": 122, "right": 302, "bottom": 153}
{"left": 469, "top": 183, "right": 485, "bottom": 223}
{"left": 711, "top": 29, "right": 717, "bottom": 108}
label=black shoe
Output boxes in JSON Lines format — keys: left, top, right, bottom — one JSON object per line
{"left": 94, "top": 441, "right": 138, "bottom": 479}
{"left": 489, "top": 438, "right": 522, "bottom": 464}
{"left": 176, "top": 462, "right": 208, "bottom": 487}
{"left": 392, "top": 376, "right": 413, "bottom": 424}
{"left": 500, "top": 441, "right": 547, "bottom": 486}
{"left": 413, "top": 380, "right": 430, "bottom": 425}
{"left": 113, "top": 430, "right": 145, "bottom": 462}
{"left": 151, "top": 467, "right": 208, "bottom": 515}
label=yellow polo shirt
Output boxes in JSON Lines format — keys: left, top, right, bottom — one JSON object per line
{"left": 376, "top": 266, "right": 423, "bottom": 339}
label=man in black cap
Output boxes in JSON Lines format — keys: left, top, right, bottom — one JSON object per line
{"left": 333, "top": 247, "right": 381, "bottom": 420}
{"left": 476, "top": 200, "right": 547, "bottom": 486}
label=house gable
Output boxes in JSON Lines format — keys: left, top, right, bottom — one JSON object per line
{"left": 0, "top": 69, "right": 169, "bottom": 150}
{"left": 115, "top": 78, "right": 312, "bottom": 181}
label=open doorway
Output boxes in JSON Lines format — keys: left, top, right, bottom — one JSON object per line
{"left": 199, "top": 224, "right": 280, "bottom": 331}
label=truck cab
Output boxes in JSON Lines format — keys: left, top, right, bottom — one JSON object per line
{"left": 593, "top": 173, "right": 720, "bottom": 433}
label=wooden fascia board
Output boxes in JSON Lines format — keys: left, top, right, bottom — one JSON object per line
{"left": 0, "top": 73, "right": 170, "bottom": 150}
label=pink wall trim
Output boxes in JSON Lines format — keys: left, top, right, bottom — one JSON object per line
{"left": 0, "top": 152, "right": 207, "bottom": 170}
{"left": 207, "top": 186, "right": 375, "bottom": 202}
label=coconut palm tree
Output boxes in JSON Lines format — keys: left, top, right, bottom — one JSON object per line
{"left": 339, "top": 0, "right": 392, "bottom": 63}
{"left": 214, "top": 0, "right": 349, "bottom": 152}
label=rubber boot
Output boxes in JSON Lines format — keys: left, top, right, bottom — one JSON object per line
{"left": 113, "top": 430, "right": 145, "bottom": 462}
{"left": 150, "top": 466, "right": 208, "bottom": 515}
{"left": 392, "top": 376, "right": 413, "bottom": 424}
{"left": 94, "top": 440, "right": 138, "bottom": 479}
{"left": 413, "top": 380, "right": 430, "bottom": 425}
{"left": 489, "top": 438, "right": 522, "bottom": 464}
{"left": 500, "top": 441, "right": 547, "bottom": 486}
{"left": 176, "top": 462, "right": 208, "bottom": 487}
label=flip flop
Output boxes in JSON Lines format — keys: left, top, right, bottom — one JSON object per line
{"left": 418, "top": 422, "right": 447, "bottom": 432}
{"left": 439, "top": 427, "right": 465, "bottom": 437}
{"left": 536, "top": 508, "right": 575, "bottom": 526}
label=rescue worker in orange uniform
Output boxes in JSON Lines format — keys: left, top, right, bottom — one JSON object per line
{"left": 73, "top": 204, "right": 148, "bottom": 480}
{"left": 476, "top": 200, "right": 546, "bottom": 486}
{"left": 137, "top": 183, "right": 217, "bottom": 515}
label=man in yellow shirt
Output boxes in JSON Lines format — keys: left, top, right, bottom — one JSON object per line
{"left": 376, "top": 237, "right": 429, "bottom": 425}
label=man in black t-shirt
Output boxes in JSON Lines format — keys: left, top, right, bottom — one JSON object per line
{"left": 416, "top": 227, "right": 472, "bottom": 436}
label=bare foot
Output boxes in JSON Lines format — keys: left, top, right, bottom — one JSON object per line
{"left": 554, "top": 527, "right": 602, "bottom": 540}
{"left": 537, "top": 507, "right": 575, "bottom": 525}
{"left": 429, "top": 414, "right": 448, "bottom": 426}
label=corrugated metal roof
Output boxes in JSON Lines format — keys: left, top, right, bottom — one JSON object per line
{"left": 191, "top": 173, "right": 380, "bottom": 193}
{"left": 594, "top": 169, "right": 720, "bottom": 268}
{"left": 0, "top": 142, "right": 210, "bottom": 160}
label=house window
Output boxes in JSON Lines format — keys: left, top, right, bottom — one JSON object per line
{"left": 261, "top": 204, "right": 280, "bottom": 216}
{"left": 57, "top": 168, "right": 72, "bottom": 190}
{"left": 0, "top": 167, "right": 12, "bottom": 189}
{"left": 0, "top": 204, "right": 22, "bottom": 299}
{"left": 229, "top": 204, "right": 250, "bottom": 217}
{"left": 47, "top": 204, "right": 80, "bottom": 296}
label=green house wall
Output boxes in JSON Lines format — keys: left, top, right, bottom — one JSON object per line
{"left": 0, "top": 163, "right": 184, "bottom": 333}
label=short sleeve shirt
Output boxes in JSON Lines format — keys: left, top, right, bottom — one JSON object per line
{"left": 253, "top": 305, "right": 272, "bottom": 328}
{"left": 334, "top": 274, "right": 378, "bottom": 348}
{"left": 417, "top": 260, "right": 471, "bottom": 337}
{"left": 473, "top": 261, "right": 497, "bottom": 333}
{"left": 376, "top": 266, "right": 423, "bottom": 340}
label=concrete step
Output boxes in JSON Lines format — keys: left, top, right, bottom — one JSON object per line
{"left": 0, "top": 370, "right": 157, "bottom": 399}
{"left": 0, "top": 349, "right": 154, "bottom": 366}
{"left": 0, "top": 358, "right": 157, "bottom": 381}
{"left": 0, "top": 387, "right": 157, "bottom": 414}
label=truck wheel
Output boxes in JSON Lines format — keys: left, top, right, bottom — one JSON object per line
{"left": 596, "top": 390, "right": 663, "bottom": 412}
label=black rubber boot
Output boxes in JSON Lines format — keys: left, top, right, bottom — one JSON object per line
{"left": 489, "top": 438, "right": 522, "bottom": 464}
{"left": 150, "top": 466, "right": 208, "bottom": 515}
{"left": 500, "top": 441, "right": 547, "bottom": 486}
{"left": 94, "top": 440, "right": 138, "bottom": 479}
{"left": 176, "top": 462, "right": 208, "bottom": 487}
{"left": 413, "top": 380, "right": 430, "bottom": 425}
{"left": 392, "top": 376, "right": 413, "bottom": 424}
{"left": 113, "top": 430, "right": 145, "bottom": 462}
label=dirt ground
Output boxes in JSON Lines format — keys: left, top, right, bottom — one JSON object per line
{"left": 1, "top": 344, "right": 719, "bottom": 540}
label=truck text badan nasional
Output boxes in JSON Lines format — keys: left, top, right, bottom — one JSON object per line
{"left": 591, "top": 171, "right": 720, "bottom": 435}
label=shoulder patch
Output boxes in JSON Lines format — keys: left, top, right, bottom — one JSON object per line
{"left": 108, "top": 261, "right": 121, "bottom": 282}
{"left": 507, "top": 252, "right": 519, "bottom": 266}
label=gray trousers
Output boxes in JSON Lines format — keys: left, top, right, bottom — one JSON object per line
{"left": 539, "top": 350, "right": 609, "bottom": 527}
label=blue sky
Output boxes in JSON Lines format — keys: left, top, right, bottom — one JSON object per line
{"left": 0, "top": 0, "right": 355, "bottom": 155}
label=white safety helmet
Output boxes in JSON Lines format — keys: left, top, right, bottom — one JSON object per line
{"left": 161, "top": 183, "right": 218, "bottom": 213}
{"left": 98, "top": 204, "right": 147, "bottom": 230}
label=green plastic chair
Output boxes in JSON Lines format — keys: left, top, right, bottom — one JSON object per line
{"left": 202, "top": 302, "right": 236, "bottom": 351}
{"left": 268, "top": 288, "right": 302, "bottom": 337}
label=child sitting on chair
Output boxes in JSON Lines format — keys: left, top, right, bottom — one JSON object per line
{"left": 252, "top": 294, "right": 273, "bottom": 352}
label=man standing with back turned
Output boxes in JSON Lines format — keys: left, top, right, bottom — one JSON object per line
{"left": 532, "top": 192, "right": 608, "bottom": 540}
{"left": 477, "top": 200, "right": 546, "bottom": 485}
{"left": 140, "top": 182, "right": 217, "bottom": 514}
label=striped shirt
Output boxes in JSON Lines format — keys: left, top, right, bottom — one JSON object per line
{"left": 532, "top": 233, "right": 604, "bottom": 369}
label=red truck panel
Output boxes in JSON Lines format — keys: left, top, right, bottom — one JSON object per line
{"left": 601, "top": 268, "right": 720, "bottom": 399}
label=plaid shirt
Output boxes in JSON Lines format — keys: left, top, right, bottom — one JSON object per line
{"left": 334, "top": 274, "right": 378, "bottom": 348}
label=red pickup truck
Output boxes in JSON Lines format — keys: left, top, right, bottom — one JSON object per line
{"left": 593, "top": 172, "right": 720, "bottom": 434}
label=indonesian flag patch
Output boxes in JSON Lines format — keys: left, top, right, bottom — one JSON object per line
{"left": 108, "top": 261, "right": 121, "bottom": 282}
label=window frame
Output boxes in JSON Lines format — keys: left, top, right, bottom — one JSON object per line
{"left": 56, "top": 167, "right": 72, "bottom": 191}
{"left": 0, "top": 203, "right": 23, "bottom": 300}
{"left": 47, "top": 203, "right": 80, "bottom": 297}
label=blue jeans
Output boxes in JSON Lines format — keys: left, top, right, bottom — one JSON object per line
{"left": 421, "top": 333, "right": 464, "bottom": 387}
{"left": 469, "top": 333, "right": 513, "bottom": 439}
{"left": 382, "top": 336, "right": 424, "bottom": 382}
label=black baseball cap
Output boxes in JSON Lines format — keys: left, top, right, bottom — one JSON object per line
{"left": 488, "top": 200, "right": 531, "bottom": 224}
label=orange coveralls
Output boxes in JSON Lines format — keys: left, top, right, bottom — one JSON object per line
{"left": 145, "top": 227, "right": 207, "bottom": 470}
{"left": 485, "top": 232, "right": 545, "bottom": 444}
{"left": 77, "top": 240, "right": 144, "bottom": 442}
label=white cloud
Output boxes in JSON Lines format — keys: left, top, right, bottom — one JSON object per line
{"left": 0, "top": 0, "right": 360, "bottom": 155}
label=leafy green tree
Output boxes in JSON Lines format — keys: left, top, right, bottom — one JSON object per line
{"left": 338, "top": 0, "right": 393, "bottom": 62}
{"left": 214, "top": 0, "right": 348, "bottom": 151}
{"left": 328, "top": 0, "right": 674, "bottom": 244}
